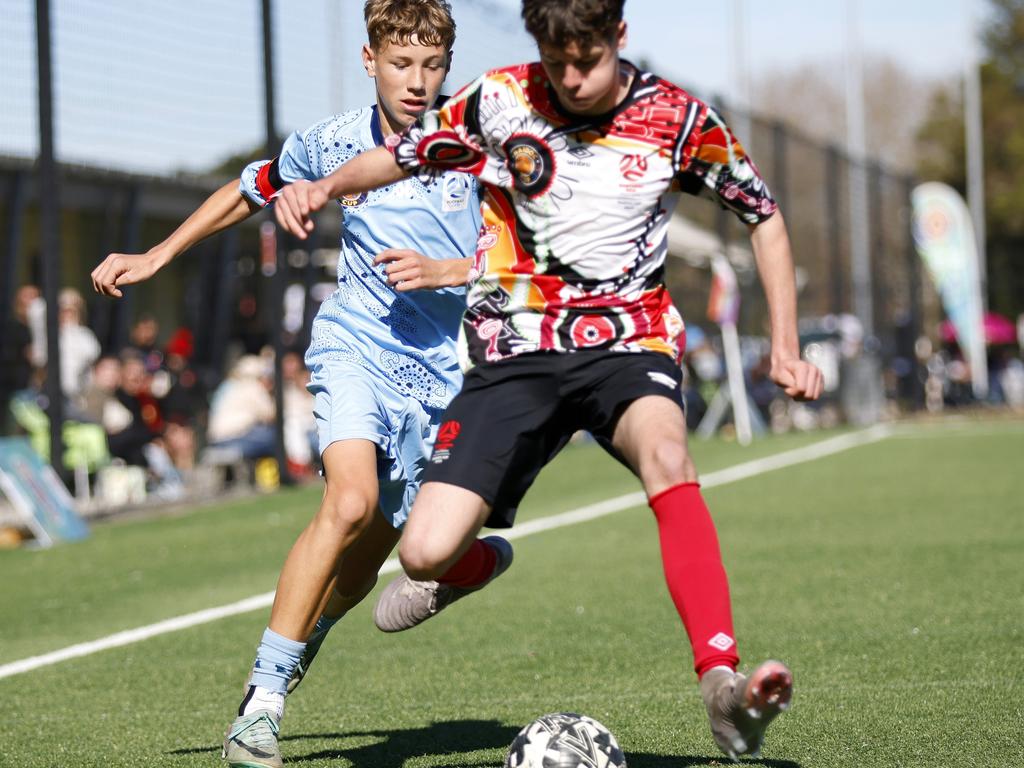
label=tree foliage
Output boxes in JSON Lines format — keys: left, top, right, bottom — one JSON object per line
{"left": 916, "top": 0, "right": 1024, "bottom": 315}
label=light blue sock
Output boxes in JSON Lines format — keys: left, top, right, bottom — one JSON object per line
{"left": 249, "top": 627, "right": 306, "bottom": 694}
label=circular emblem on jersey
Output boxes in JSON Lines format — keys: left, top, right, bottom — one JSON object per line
{"left": 505, "top": 134, "right": 555, "bottom": 198}
{"left": 568, "top": 314, "right": 619, "bottom": 348}
{"left": 340, "top": 191, "right": 367, "bottom": 207}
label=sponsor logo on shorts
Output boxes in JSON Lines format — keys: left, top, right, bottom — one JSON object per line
{"left": 647, "top": 371, "right": 677, "bottom": 389}
{"left": 431, "top": 419, "right": 462, "bottom": 464}
{"left": 707, "top": 632, "right": 736, "bottom": 651}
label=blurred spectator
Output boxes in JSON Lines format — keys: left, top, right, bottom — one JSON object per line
{"left": 127, "top": 313, "right": 163, "bottom": 373}
{"left": 52, "top": 289, "right": 102, "bottom": 399}
{"left": 281, "top": 351, "right": 317, "bottom": 475}
{"left": 79, "top": 356, "right": 130, "bottom": 433}
{"left": 108, "top": 351, "right": 183, "bottom": 497}
{"left": 157, "top": 328, "right": 207, "bottom": 472}
{"left": 0, "top": 285, "right": 40, "bottom": 432}
{"left": 207, "top": 355, "right": 276, "bottom": 459}
{"left": 28, "top": 287, "right": 102, "bottom": 399}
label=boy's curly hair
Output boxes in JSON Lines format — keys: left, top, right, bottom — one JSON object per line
{"left": 364, "top": 0, "right": 456, "bottom": 51}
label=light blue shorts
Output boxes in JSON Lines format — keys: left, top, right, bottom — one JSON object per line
{"left": 308, "top": 361, "right": 444, "bottom": 529}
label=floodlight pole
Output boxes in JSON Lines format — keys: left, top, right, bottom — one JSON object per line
{"left": 35, "top": 0, "right": 64, "bottom": 473}
{"left": 963, "top": 0, "right": 987, "bottom": 310}
{"left": 729, "top": 0, "right": 753, "bottom": 149}
{"left": 261, "top": 0, "right": 291, "bottom": 484}
{"left": 844, "top": 0, "right": 874, "bottom": 339}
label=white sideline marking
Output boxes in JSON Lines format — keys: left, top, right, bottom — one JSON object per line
{"left": 0, "top": 424, "right": 892, "bottom": 681}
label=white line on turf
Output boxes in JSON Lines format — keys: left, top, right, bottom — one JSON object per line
{"left": 0, "top": 424, "right": 892, "bottom": 681}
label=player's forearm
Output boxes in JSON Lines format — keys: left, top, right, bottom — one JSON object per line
{"left": 316, "top": 145, "right": 408, "bottom": 200}
{"left": 149, "top": 180, "right": 259, "bottom": 266}
{"left": 750, "top": 212, "right": 801, "bottom": 361}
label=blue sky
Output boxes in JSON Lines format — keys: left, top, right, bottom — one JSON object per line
{"left": 0, "top": 0, "right": 981, "bottom": 175}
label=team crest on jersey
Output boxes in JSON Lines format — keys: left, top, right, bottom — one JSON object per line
{"left": 442, "top": 174, "right": 470, "bottom": 212}
{"left": 340, "top": 191, "right": 367, "bottom": 207}
{"left": 505, "top": 135, "right": 555, "bottom": 198}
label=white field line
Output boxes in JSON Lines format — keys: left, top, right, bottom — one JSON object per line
{"left": 0, "top": 424, "right": 892, "bottom": 682}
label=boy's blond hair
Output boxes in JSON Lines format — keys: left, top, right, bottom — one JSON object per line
{"left": 364, "top": 0, "right": 456, "bottom": 52}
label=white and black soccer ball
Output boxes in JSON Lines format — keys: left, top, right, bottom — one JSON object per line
{"left": 504, "top": 712, "right": 627, "bottom": 768}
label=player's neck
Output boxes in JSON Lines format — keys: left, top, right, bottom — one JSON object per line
{"left": 375, "top": 101, "right": 405, "bottom": 139}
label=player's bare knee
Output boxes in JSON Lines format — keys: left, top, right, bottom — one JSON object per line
{"left": 317, "top": 488, "right": 376, "bottom": 538}
{"left": 398, "top": 538, "right": 445, "bottom": 581}
{"left": 647, "top": 438, "right": 697, "bottom": 487}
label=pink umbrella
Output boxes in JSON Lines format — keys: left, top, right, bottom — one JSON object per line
{"left": 940, "top": 312, "right": 1018, "bottom": 346}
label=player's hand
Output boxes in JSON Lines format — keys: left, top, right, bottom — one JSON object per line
{"left": 374, "top": 249, "right": 450, "bottom": 291}
{"left": 770, "top": 356, "right": 824, "bottom": 402}
{"left": 273, "top": 180, "right": 329, "bottom": 240}
{"left": 91, "top": 251, "right": 165, "bottom": 298}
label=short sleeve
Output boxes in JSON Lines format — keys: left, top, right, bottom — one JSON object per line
{"left": 675, "top": 106, "right": 777, "bottom": 225}
{"left": 239, "top": 129, "right": 320, "bottom": 207}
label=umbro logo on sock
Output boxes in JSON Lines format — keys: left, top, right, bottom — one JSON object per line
{"left": 708, "top": 632, "right": 736, "bottom": 651}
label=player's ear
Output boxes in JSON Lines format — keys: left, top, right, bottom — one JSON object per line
{"left": 444, "top": 50, "right": 453, "bottom": 77}
{"left": 362, "top": 43, "right": 377, "bottom": 78}
{"left": 615, "top": 21, "right": 628, "bottom": 52}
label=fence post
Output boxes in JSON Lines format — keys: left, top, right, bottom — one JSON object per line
{"left": 36, "top": 0, "right": 64, "bottom": 472}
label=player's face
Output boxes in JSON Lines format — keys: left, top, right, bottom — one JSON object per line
{"left": 538, "top": 22, "right": 628, "bottom": 116}
{"left": 364, "top": 36, "right": 450, "bottom": 135}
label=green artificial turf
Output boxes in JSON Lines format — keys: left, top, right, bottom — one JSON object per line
{"left": 2, "top": 418, "right": 1021, "bottom": 767}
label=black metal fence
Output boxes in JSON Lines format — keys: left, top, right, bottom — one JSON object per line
{"left": 0, "top": 0, "right": 937, "bottom": 481}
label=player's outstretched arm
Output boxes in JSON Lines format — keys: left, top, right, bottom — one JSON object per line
{"left": 91, "top": 180, "right": 259, "bottom": 298}
{"left": 749, "top": 212, "right": 824, "bottom": 402}
{"left": 374, "top": 250, "right": 472, "bottom": 292}
{"left": 275, "top": 145, "right": 408, "bottom": 240}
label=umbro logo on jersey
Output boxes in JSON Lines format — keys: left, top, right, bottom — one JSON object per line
{"left": 707, "top": 632, "right": 736, "bottom": 651}
{"left": 647, "top": 371, "right": 677, "bottom": 389}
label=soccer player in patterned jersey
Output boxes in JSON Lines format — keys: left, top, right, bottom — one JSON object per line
{"left": 90, "top": 2, "right": 515, "bottom": 766}
{"left": 272, "top": 0, "right": 824, "bottom": 761}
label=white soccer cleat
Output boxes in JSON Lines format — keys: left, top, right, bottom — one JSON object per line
{"left": 700, "top": 660, "right": 793, "bottom": 761}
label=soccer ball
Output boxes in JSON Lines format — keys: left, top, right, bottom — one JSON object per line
{"left": 504, "top": 712, "right": 627, "bottom": 768}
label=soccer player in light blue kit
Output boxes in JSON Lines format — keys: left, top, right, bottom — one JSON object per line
{"left": 91, "top": 3, "right": 513, "bottom": 766}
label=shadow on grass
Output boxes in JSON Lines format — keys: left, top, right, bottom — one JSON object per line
{"left": 628, "top": 755, "right": 800, "bottom": 768}
{"left": 170, "top": 719, "right": 801, "bottom": 768}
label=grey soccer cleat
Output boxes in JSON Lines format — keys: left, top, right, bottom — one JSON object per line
{"left": 373, "top": 536, "right": 513, "bottom": 632}
{"left": 222, "top": 710, "right": 282, "bottom": 768}
{"left": 700, "top": 660, "right": 793, "bottom": 761}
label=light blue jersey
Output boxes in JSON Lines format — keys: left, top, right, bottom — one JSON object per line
{"left": 240, "top": 106, "right": 481, "bottom": 409}
{"left": 240, "top": 106, "right": 482, "bottom": 526}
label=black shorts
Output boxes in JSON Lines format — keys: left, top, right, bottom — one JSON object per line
{"left": 423, "top": 350, "right": 684, "bottom": 528}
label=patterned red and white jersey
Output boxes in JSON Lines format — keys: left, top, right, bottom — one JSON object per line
{"left": 387, "top": 61, "right": 777, "bottom": 365}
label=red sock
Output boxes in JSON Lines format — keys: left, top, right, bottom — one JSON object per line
{"left": 650, "top": 482, "right": 740, "bottom": 678}
{"left": 438, "top": 539, "right": 497, "bottom": 588}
